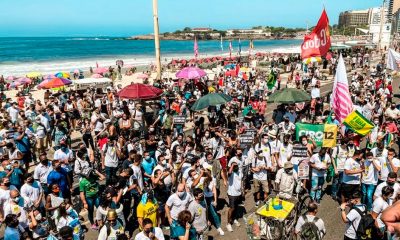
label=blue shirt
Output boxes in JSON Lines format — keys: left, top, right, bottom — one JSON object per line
{"left": 170, "top": 220, "right": 197, "bottom": 240}
{"left": 47, "top": 168, "right": 69, "bottom": 194}
{"left": 141, "top": 158, "right": 156, "bottom": 176}
{"left": 13, "top": 133, "right": 30, "bottom": 153}
{"left": 4, "top": 226, "right": 20, "bottom": 240}
{"left": 10, "top": 168, "right": 23, "bottom": 187}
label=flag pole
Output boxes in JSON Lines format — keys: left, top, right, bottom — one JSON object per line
{"left": 152, "top": 0, "right": 162, "bottom": 80}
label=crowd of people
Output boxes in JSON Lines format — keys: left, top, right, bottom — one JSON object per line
{"left": 0, "top": 48, "right": 398, "bottom": 240}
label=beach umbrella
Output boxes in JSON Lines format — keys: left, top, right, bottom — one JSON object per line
{"left": 224, "top": 64, "right": 236, "bottom": 69}
{"left": 267, "top": 88, "right": 311, "bottom": 104}
{"left": 94, "top": 67, "right": 109, "bottom": 74}
{"left": 26, "top": 72, "right": 42, "bottom": 78}
{"left": 302, "top": 56, "right": 322, "bottom": 64}
{"left": 55, "top": 72, "right": 70, "bottom": 78}
{"left": 117, "top": 83, "right": 163, "bottom": 100}
{"left": 191, "top": 93, "right": 232, "bottom": 111}
{"left": 16, "top": 77, "right": 32, "bottom": 84}
{"left": 91, "top": 74, "right": 103, "bottom": 78}
{"left": 6, "top": 76, "right": 16, "bottom": 81}
{"left": 176, "top": 67, "right": 207, "bottom": 80}
{"left": 135, "top": 73, "right": 149, "bottom": 79}
{"left": 39, "top": 77, "right": 72, "bottom": 89}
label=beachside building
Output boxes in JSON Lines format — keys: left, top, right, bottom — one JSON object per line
{"left": 389, "top": 0, "right": 400, "bottom": 22}
{"left": 226, "top": 29, "right": 271, "bottom": 37}
{"left": 339, "top": 9, "right": 370, "bottom": 27}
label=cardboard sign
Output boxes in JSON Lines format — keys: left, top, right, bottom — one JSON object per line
{"left": 239, "top": 134, "right": 254, "bottom": 147}
{"left": 173, "top": 116, "right": 186, "bottom": 125}
{"left": 245, "top": 128, "right": 258, "bottom": 136}
{"left": 292, "top": 145, "right": 308, "bottom": 158}
{"left": 298, "top": 159, "right": 310, "bottom": 180}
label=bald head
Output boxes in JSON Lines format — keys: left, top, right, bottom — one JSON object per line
{"left": 10, "top": 190, "right": 19, "bottom": 198}
{"left": 177, "top": 183, "right": 185, "bottom": 193}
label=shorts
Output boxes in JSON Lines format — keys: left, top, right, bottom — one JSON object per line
{"left": 219, "top": 156, "right": 227, "bottom": 169}
{"left": 228, "top": 195, "right": 241, "bottom": 208}
{"left": 254, "top": 179, "right": 269, "bottom": 193}
{"left": 36, "top": 137, "right": 47, "bottom": 150}
{"left": 341, "top": 183, "right": 360, "bottom": 199}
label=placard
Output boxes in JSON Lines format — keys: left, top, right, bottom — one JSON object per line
{"left": 239, "top": 134, "right": 254, "bottom": 147}
{"left": 173, "top": 116, "right": 186, "bottom": 125}
{"left": 292, "top": 145, "right": 308, "bottom": 158}
{"left": 298, "top": 159, "right": 310, "bottom": 180}
{"left": 245, "top": 128, "right": 257, "bottom": 137}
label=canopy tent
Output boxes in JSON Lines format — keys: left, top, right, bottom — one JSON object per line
{"left": 72, "top": 78, "right": 112, "bottom": 90}
{"left": 330, "top": 43, "right": 351, "bottom": 50}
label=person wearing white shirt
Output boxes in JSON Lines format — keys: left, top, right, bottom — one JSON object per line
{"left": 372, "top": 185, "right": 393, "bottom": 235}
{"left": 6, "top": 103, "right": 19, "bottom": 124}
{"left": 341, "top": 191, "right": 365, "bottom": 240}
{"left": 277, "top": 136, "right": 293, "bottom": 168}
{"left": 33, "top": 154, "right": 52, "bottom": 192}
{"left": 295, "top": 202, "right": 326, "bottom": 239}
{"left": 134, "top": 218, "right": 165, "bottom": 240}
{"left": 379, "top": 148, "right": 400, "bottom": 183}
{"left": 226, "top": 162, "right": 242, "bottom": 232}
{"left": 373, "top": 172, "right": 400, "bottom": 205}
{"left": 342, "top": 150, "right": 364, "bottom": 203}
{"left": 361, "top": 152, "right": 381, "bottom": 211}
{"left": 311, "top": 85, "right": 320, "bottom": 99}
{"left": 309, "top": 148, "right": 331, "bottom": 203}
{"left": 20, "top": 173, "right": 43, "bottom": 208}
{"left": 251, "top": 151, "right": 269, "bottom": 206}
{"left": 331, "top": 142, "right": 349, "bottom": 201}
{"left": 165, "top": 184, "right": 193, "bottom": 224}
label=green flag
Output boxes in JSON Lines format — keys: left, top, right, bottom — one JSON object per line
{"left": 267, "top": 70, "right": 277, "bottom": 90}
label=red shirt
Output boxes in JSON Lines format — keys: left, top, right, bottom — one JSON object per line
{"left": 98, "top": 137, "right": 109, "bottom": 150}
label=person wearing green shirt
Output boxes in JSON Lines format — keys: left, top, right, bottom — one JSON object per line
{"left": 79, "top": 168, "right": 105, "bottom": 230}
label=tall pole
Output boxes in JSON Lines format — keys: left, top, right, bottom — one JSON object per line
{"left": 378, "top": 0, "right": 386, "bottom": 51}
{"left": 152, "top": 0, "right": 161, "bottom": 80}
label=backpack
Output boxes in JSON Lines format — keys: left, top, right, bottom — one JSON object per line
{"left": 351, "top": 207, "right": 376, "bottom": 240}
{"left": 299, "top": 215, "right": 321, "bottom": 240}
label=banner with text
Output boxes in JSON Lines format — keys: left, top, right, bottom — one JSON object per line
{"left": 343, "top": 110, "right": 375, "bottom": 136}
{"left": 296, "top": 123, "right": 337, "bottom": 148}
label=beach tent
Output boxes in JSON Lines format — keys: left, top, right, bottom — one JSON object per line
{"left": 72, "top": 77, "right": 112, "bottom": 90}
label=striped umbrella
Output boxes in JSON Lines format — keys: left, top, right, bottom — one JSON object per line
{"left": 55, "top": 72, "right": 70, "bottom": 78}
{"left": 39, "top": 78, "right": 72, "bottom": 89}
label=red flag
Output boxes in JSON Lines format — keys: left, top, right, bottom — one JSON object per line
{"left": 301, "top": 9, "right": 331, "bottom": 59}
{"left": 194, "top": 37, "right": 199, "bottom": 59}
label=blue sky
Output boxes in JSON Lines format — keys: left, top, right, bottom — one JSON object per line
{"left": 0, "top": 0, "right": 382, "bottom": 37}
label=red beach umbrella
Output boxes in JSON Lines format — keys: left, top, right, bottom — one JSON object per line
{"left": 117, "top": 83, "right": 163, "bottom": 100}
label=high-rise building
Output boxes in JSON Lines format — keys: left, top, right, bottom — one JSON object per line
{"left": 389, "top": 0, "right": 400, "bottom": 20}
{"left": 338, "top": 10, "right": 370, "bottom": 27}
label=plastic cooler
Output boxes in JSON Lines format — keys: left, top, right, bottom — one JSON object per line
{"left": 256, "top": 197, "right": 295, "bottom": 221}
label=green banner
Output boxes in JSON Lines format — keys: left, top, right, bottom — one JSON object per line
{"left": 295, "top": 123, "right": 337, "bottom": 147}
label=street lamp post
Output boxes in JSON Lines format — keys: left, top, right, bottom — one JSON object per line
{"left": 152, "top": 0, "right": 162, "bottom": 80}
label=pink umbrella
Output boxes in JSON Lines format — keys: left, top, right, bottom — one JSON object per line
{"left": 135, "top": 73, "right": 149, "bottom": 79}
{"left": 94, "top": 67, "right": 109, "bottom": 74}
{"left": 16, "top": 77, "right": 32, "bottom": 84}
{"left": 6, "top": 76, "right": 16, "bottom": 81}
{"left": 176, "top": 67, "right": 207, "bottom": 80}
{"left": 91, "top": 74, "right": 103, "bottom": 78}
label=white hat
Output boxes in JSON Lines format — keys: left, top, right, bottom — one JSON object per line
{"left": 268, "top": 129, "right": 277, "bottom": 138}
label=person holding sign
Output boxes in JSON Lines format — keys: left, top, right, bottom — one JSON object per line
{"left": 309, "top": 148, "right": 331, "bottom": 204}
{"left": 331, "top": 139, "right": 350, "bottom": 202}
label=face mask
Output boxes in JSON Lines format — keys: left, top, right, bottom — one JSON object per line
{"left": 27, "top": 178, "right": 34, "bottom": 184}
{"left": 285, "top": 169, "right": 293, "bottom": 174}
{"left": 162, "top": 160, "right": 167, "bottom": 165}
{"left": 374, "top": 121, "right": 379, "bottom": 124}
{"left": 144, "top": 227, "right": 154, "bottom": 235}
{"left": 145, "top": 156, "right": 151, "bottom": 161}
{"left": 263, "top": 139, "right": 269, "bottom": 144}
{"left": 198, "top": 196, "right": 205, "bottom": 202}
{"left": 204, "top": 133, "right": 210, "bottom": 138}
{"left": 5, "top": 165, "right": 11, "bottom": 170}
{"left": 387, "top": 181, "right": 395, "bottom": 187}
{"left": 233, "top": 166, "right": 239, "bottom": 172}
{"left": 149, "top": 128, "right": 155, "bottom": 132}
{"left": 237, "top": 153, "right": 242, "bottom": 158}
{"left": 66, "top": 207, "right": 73, "bottom": 214}
{"left": 12, "top": 197, "right": 20, "bottom": 203}
{"left": 35, "top": 213, "right": 42, "bottom": 221}
{"left": 177, "top": 191, "right": 186, "bottom": 199}
{"left": 61, "top": 146, "right": 67, "bottom": 151}
{"left": 4, "top": 182, "right": 10, "bottom": 187}
{"left": 302, "top": 140, "right": 308, "bottom": 145}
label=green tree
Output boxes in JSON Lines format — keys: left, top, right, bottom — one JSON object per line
{"left": 183, "top": 27, "right": 191, "bottom": 32}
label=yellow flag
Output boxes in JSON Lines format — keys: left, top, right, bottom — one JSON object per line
{"left": 322, "top": 124, "right": 338, "bottom": 147}
{"left": 343, "top": 110, "right": 375, "bottom": 136}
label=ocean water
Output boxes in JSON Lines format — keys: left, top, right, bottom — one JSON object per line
{"left": 0, "top": 37, "right": 302, "bottom": 76}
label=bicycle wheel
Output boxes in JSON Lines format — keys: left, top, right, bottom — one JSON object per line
{"left": 298, "top": 194, "right": 312, "bottom": 216}
{"left": 265, "top": 219, "right": 283, "bottom": 240}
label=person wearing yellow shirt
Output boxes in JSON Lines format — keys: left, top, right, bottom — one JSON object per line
{"left": 137, "top": 190, "right": 159, "bottom": 230}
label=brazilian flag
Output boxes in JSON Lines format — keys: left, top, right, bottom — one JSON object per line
{"left": 267, "top": 70, "right": 277, "bottom": 90}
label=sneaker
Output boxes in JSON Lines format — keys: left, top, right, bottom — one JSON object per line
{"left": 217, "top": 227, "right": 225, "bottom": 236}
{"left": 91, "top": 224, "right": 98, "bottom": 230}
{"left": 234, "top": 219, "right": 241, "bottom": 227}
{"left": 255, "top": 201, "right": 260, "bottom": 207}
{"left": 226, "top": 224, "right": 233, "bottom": 232}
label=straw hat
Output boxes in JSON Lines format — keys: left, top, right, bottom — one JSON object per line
{"left": 284, "top": 162, "right": 294, "bottom": 169}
